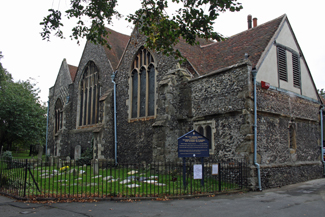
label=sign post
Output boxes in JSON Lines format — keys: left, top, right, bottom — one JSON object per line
{"left": 178, "top": 130, "right": 209, "bottom": 188}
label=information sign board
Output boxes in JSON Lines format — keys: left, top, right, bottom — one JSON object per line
{"left": 178, "top": 130, "right": 209, "bottom": 158}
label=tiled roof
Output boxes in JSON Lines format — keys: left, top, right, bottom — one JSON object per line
{"left": 177, "top": 14, "right": 285, "bottom": 75}
{"left": 68, "top": 64, "right": 78, "bottom": 82}
{"left": 103, "top": 27, "right": 130, "bottom": 70}
{"left": 320, "top": 95, "right": 325, "bottom": 105}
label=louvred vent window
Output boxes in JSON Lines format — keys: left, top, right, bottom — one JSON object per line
{"left": 277, "top": 46, "right": 287, "bottom": 82}
{"left": 292, "top": 53, "right": 300, "bottom": 88}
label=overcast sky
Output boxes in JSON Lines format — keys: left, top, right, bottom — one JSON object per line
{"left": 0, "top": 0, "right": 324, "bottom": 104}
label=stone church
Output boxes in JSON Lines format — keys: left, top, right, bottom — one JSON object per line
{"left": 47, "top": 14, "right": 324, "bottom": 189}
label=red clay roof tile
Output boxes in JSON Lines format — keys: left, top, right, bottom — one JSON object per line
{"left": 103, "top": 27, "right": 130, "bottom": 70}
{"left": 176, "top": 14, "right": 285, "bottom": 75}
{"left": 68, "top": 64, "right": 78, "bottom": 82}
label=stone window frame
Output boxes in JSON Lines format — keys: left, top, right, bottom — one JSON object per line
{"left": 77, "top": 61, "right": 100, "bottom": 128}
{"left": 194, "top": 120, "right": 216, "bottom": 154}
{"left": 288, "top": 121, "right": 297, "bottom": 153}
{"left": 54, "top": 98, "right": 63, "bottom": 134}
{"left": 128, "top": 47, "right": 157, "bottom": 121}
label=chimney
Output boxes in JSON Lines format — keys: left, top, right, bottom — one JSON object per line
{"left": 253, "top": 17, "right": 258, "bottom": 27}
{"left": 247, "top": 15, "right": 252, "bottom": 29}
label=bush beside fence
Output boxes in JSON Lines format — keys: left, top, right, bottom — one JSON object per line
{"left": 0, "top": 157, "right": 248, "bottom": 199}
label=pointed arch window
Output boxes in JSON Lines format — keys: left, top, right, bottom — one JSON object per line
{"left": 130, "top": 48, "right": 156, "bottom": 119}
{"left": 79, "top": 61, "right": 100, "bottom": 126}
{"left": 55, "top": 98, "right": 63, "bottom": 133}
{"left": 194, "top": 120, "right": 216, "bottom": 154}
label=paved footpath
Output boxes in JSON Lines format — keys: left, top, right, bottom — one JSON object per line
{"left": 1, "top": 178, "right": 325, "bottom": 217}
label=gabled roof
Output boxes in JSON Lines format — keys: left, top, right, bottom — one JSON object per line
{"left": 68, "top": 64, "right": 78, "bottom": 82}
{"left": 320, "top": 96, "right": 325, "bottom": 105}
{"left": 103, "top": 27, "right": 130, "bottom": 70}
{"left": 177, "top": 14, "right": 285, "bottom": 75}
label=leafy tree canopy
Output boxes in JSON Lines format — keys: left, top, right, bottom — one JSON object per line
{"left": 0, "top": 52, "right": 12, "bottom": 88}
{"left": 40, "top": 0, "right": 242, "bottom": 58}
{"left": 0, "top": 53, "right": 47, "bottom": 151}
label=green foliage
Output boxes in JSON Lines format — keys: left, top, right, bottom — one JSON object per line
{"left": 318, "top": 88, "right": 325, "bottom": 97}
{"left": 1, "top": 151, "right": 12, "bottom": 161}
{"left": 40, "top": 0, "right": 242, "bottom": 59}
{"left": 0, "top": 53, "right": 47, "bottom": 151}
{"left": 0, "top": 51, "right": 12, "bottom": 89}
{"left": 0, "top": 170, "right": 31, "bottom": 189}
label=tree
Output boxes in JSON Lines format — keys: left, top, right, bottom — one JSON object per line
{"left": 0, "top": 54, "right": 47, "bottom": 151}
{"left": 40, "top": 0, "right": 242, "bottom": 58}
{"left": 318, "top": 88, "right": 325, "bottom": 97}
{"left": 0, "top": 51, "right": 12, "bottom": 89}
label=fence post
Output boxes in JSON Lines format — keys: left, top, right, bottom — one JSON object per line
{"left": 23, "top": 159, "right": 28, "bottom": 197}
{"left": 218, "top": 162, "right": 221, "bottom": 192}
{"left": 239, "top": 161, "right": 243, "bottom": 189}
{"left": 201, "top": 157, "right": 204, "bottom": 187}
{"left": 183, "top": 157, "right": 186, "bottom": 190}
{"left": 0, "top": 157, "right": 2, "bottom": 188}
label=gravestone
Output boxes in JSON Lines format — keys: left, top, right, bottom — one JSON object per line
{"left": 47, "top": 148, "right": 51, "bottom": 156}
{"left": 66, "top": 156, "right": 70, "bottom": 162}
{"left": 49, "top": 156, "right": 54, "bottom": 167}
{"left": 93, "top": 159, "right": 98, "bottom": 175}
{"left": 74, "top": 145, "right": 81, "bottom": 160}
{"left": 58, "top": 159, "right": 62, "bottom": 169}
{"left": 37, "top": 145, "right": 43, "bottom": 161}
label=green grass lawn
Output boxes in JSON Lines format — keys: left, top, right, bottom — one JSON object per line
{"left": 12, "top": 152, "right": 46, "bottom": 160}
{"left": 0, "top": 161, "right": 241, "bottom": 198}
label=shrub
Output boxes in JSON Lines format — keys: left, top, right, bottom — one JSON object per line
{"left": 1, "top": 151, "right": 12, "bottom": 161}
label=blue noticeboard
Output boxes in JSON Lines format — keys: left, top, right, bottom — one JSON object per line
{"left": 178, "top": 130, "right": 209, "bottom": 158}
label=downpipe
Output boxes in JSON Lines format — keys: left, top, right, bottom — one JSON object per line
{"left": 320, "top": 106, "right": 324, "bottom": 175}
{"left": 111, "top": 71, "right": 118, "bottom": 166}
{"left": 252, "top": 68, "right": 262, "bottom": 191}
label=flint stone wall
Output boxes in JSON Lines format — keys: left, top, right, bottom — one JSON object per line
{"left": 48, "top": 59, "right": 72, "bottom": 157}
{"left": 256, "top": 85, "right": 322, "bottom": 189}
{"left": 189, "top": 61, "right": 253, "bottom": 161}
{"left": 260, "top": 163, "right": 322, "bottom": 189}
{"left": 256, "top": 86, "right": 320, "bottom": 164}
{"left": 114, "top": 30, "right": 188, "bottom": 163}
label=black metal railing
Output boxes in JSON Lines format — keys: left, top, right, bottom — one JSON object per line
{"left": 0, "top": 157, "right": 248, "bottom": 199}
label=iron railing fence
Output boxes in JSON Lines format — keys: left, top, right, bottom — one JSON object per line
{"left": 0, "top": 157, "right": 248, "bottom": 199}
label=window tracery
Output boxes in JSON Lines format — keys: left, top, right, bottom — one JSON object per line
{"left": 130, "top": 48, "right": 155, "bottom": 119}
{"left": 55, "top": 98, "right": 63, "bottom": 133}
{"left": 79, "top": 61, "right": 100, "bottom": 126}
